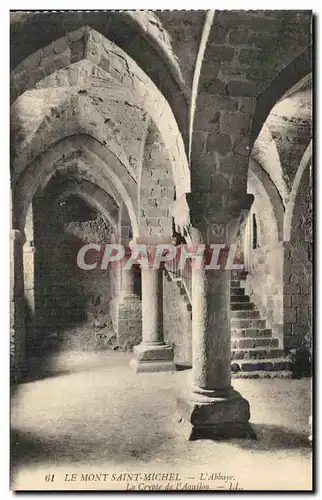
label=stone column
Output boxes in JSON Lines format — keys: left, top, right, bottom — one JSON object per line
{"left": 177, "top": 261, "right": 252, "bottom": 439}
{"left": 176, "top": 207, "right": 254, "bottom": 439}
{"left": 10, "top": 229, "right": 26, "bottom": 382}
{"left": 23, "top": 241, "right": 36, "bottom": 325}
{"left": 131, "top": 266, "right": 176, "bottom": 372}
{"left": 120, "top": 267, "right": 137, "bottom": 299}
{"left": 191, "top": 265, "right": 231, "bottom": 391}
{"left": 22, "top": 203, "right": 37, "bottom": 343}
{"left": 243, "top": 213, "right": 252, "bottom": 272}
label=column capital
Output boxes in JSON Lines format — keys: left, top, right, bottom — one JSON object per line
{"left": 170, "top": 194, "right": 191, "bottom": 237}
{"left": 11, "top": 229, "right": 26, "bottom": 245}
{"left": 23, "top": 241, "right": 36, "bottom": 253}
{"left": 191, "top": 193, "right": 254, "bottom": 245}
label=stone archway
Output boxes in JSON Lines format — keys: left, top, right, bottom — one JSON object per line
{"left": 10, "top": 25, "right": 191, "bottom": 380}
{"left": 10, "top": 12, "right": 189, "bottom": 146}
{"left": 11, "top": 27, "right": 190, "bottom": 200}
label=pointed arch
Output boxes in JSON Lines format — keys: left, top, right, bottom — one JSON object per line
{"left": 251, "top": 46, "right": 312, "bottom": 146}
{"left": 13, "top": 138, "right": 139, "bottom": 238}
{"left": 11, "top": 27, "right": 190, "bottom": 199}
{"left": 10, "top": 11, "right": 189, "bottom": 145}
{"left": 249, "top": 158, "right": 284, "bottom": 242}
{"left": 251, "top": 123, "right": 288, "bottom": 206}
{"left": 41, "top": 177, "right": 119, "bottom": 237}
{"left": 284, "top": 140, "right": 312, "bottom": 241}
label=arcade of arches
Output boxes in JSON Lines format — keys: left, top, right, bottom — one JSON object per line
{"left": 10, "top": 10, "right": 312, "bottom": 439}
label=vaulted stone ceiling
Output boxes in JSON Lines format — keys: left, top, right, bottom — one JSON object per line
{"left": 267, "top": 74, "right": 312, "bottom": 190}
{"left": 10, "top": 10, "right": 312, "bottom": 241}
{"left": 252, "top": 73, "right": 312, "bottom": 204}
{"left": 10, "top": 25, "right": 191, "bottom": 238}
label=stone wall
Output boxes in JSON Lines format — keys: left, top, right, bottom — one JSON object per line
{"left": 163, "top": 275, "right": 192, "bottom": 364}
{"left": 283, "top": 167, "right": 312, "bottom": 349}
{"left": 283, "top": 242, "right": 312, "bottom": 350}
{"left": 33, "top": 196, "right": 117, "bottom": 351}
{"left": 190, "top": 10, "right": 311, "bottom": 234}
{"left": 245, "top": 167, "right": 312, "bottom": 351}
{"left": 245, "top": 243, "right": 284, "bottom": 346}
{"left": 139, "top": 125, "right": 174, "bottom": 241}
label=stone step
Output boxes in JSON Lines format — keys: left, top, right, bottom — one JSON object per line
{"left": 230, "top": 280, "right": 241, "bottom": 288}
{"left": 230, "top": 309, "right": 260, "bottom": 319}
{"left": 230, "top": 301, "right": 254, "bottom": 310}
{"left": 230, "top": 287, "right": 245, "bottom": 296}
{"left": 165, "top": 271, "right": 181, "bottom": 283}
{"left": 231, "top": 328, "right": 272, "bottom": 339}
{"left": 232, "top": 370, "right": 293, "bottom": 380}
{"left": 231, "top": 270, "right": 248, "bottom": 280}
{"left": 231, "top": 337, "right": 279, "bottom": 349}
{"left": 231, "top": 318, "right": 266, "bottom": 329}
{"left": 183, "top": 294, "right": 190, "bottom": 304}
{"left": 230, "top": 294, "right": 250, "bottom": 302}
{"left": 231, "top": 348, "right": 284, "bottom": 360}
{"left": 231, "top": 357, "right": 290, "bottom": 372}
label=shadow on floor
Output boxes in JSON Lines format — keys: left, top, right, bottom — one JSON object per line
{"left": 11, "top": 421, "right": 311, "bottom": 475}
{"left": 229, "top": 423, "right": 311, "bottom": 452}
{"left": 10, "top": 423, "right": 173, "bottom": 472}
{"left": 18, "top": 350, "right": 126, "bottom": 383}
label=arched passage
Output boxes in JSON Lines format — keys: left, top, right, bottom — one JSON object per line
{"left": 249, "top": 157, "right": 284, "bottom": 242}
{"left": 13, "top": 139, "right": 138, "bottom": 238}
{"left": 250, "top": 46, "right": 312, "bottom": 147}
{"left": 47, "top": 177, "right": 119, "bottom": 237}
{"left": 10, "top": 12, "right": 189, "bottom": 148}
{"left": 242, "top": 165, "right": 284, "bottom": 340}
{"left": 245, "top": 66, "right": 312, "bottom": 350}
{"left": 11, "top": 25, "right": 192, "bottom": 379}
{"left": 31, "top": 179, "right": 118, "bottom": 356}
{"left": 11, "top": 27, "right": 190, "bottom": 200}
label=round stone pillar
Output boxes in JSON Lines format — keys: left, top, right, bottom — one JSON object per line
{"left": 141, "top": 267, "right": 163, "bottom": 345}
{"left": 130, "top": 266, "right": 175, "bottom": 373}
{"left": 23, "top": 242, "right": 36, "bottom": 323}
{"left": 120, "top": 267, "right": 137, "bottom": 299}
{"left": 191, "top": 265, "right": 231, "bottom": 394}
{"left": 176, "top": 225, "right": 253, "bottom": 440}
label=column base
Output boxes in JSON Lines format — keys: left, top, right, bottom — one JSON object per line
{"left": 176, "top": 388, "right": 255, "bottom": 441}
{"left": 130, "top": 343, "right": 176, "bottom": 373}
{"left": 119, "top": 293, "right": 139, "bottom": 302}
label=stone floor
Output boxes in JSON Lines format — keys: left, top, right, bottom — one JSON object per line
{"left": 11, "top": 351, "right": 312, "bottom": 491}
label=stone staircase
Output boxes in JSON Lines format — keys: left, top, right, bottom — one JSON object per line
{"left": 230, "top": 276, "right": 292, "bottom": 379}
{"left": 164, "top": 263, "right": 292, "bottom": 378}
